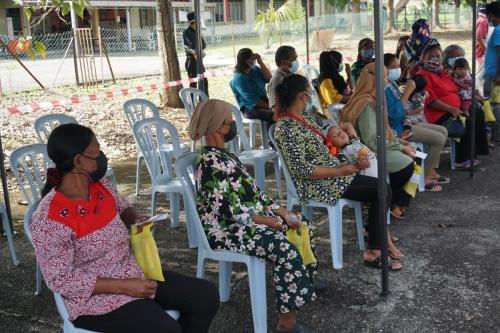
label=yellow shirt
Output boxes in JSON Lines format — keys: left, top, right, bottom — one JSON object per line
{"left": 319, "top": 78, "right": 343, "bottom": 117}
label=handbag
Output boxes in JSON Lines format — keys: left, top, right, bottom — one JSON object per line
{"left": 444, "top": 117, "right": 465, "bottom": 138}
{"left": 130, "top": 223, "right": 165, "bottom": 281}
{"left": 483, "top": 100, "right": 497, "bottom": 123}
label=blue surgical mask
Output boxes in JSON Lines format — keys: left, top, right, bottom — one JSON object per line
{"left": 361, "top": 48, "right": 375, "bottom": 60}
{"left": 447, "top": 57, "right": 460, "bottom": 67}
{"left": 338, "top": 62, "right": 344, "bottom": 72}
{"left": 388, "top": 68, "right": 401, "bottom": 82}
{"left": 290, "top": 60, "right": 300, "bottom": 73}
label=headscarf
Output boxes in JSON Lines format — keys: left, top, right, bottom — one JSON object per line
{"left": 404, "top": 19, "right": 438, "bottom": 63}
{"left": 188, "top": 99, "right": 232, "bottom": 140}
{"left": 340, "top": 62, "right": 396, "bottom": 141}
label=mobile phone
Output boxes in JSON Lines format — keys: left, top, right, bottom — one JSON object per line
{"left": 401, "top": 131, "right": 414, "bottom": 140}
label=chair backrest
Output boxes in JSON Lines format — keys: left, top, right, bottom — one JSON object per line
{"left": 228, "top": 103, "right": 252, "bottom": 152}
{"left": 327, "top": 103, "right": 345, "bottom": 125}
{"left": 179, "top": 87, "right": 208, "bottom": 119}
{"left": 9, "top": 144, "right": 52, "bottom": 208}
{"left": 302, "top": 64, "right": 319, "bottom": 84}
{"left": 175, "top": 152, "right": 214, "bottom": 253}
{"left": 133, "top": 117, "right": 183, "bottom": 184}
{"left": 34, "top": 114, "right": 78, "bottom": 144}
{"left": 123, "top": 99, "right": 160, "bottom": 128}
{"left": 268, "top": 125, "right": 300, "bottom": 200}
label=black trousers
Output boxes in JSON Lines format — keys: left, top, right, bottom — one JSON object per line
{"left": 389, "top": 162, "right": 414, "bottom": 208}
{"left": 436, "top": 108, "right": 490, "bottom": 163}
{"left": 73, "top": 271, "right": 219, "bottom": 333}
{"left": 185, "top": 56, "right": 209, "bottom": 96}
{"left": 341, "top": 175, "right": 392, "bottom": 249}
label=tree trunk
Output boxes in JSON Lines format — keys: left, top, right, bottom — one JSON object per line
{"left": 395, "top": 0, "right": 411, "bottom": 16}
{"left": 156, "top": 0, "right": 182, "bottom": 108}
{"left": 432, "top": 0, "right": 442, "bottom": 30}
{"left": 386, "top": 0, "right": 397, "bottom": 34}
{"left": 351, "top": 0, "right": 362, "bottom": 37}
{"left": 454, "top": 0, "right": 461, "bottom": 26}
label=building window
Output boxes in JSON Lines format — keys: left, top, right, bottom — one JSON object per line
{"left": 207, "top": 0, "right": 245, "bottom": 23}
{"left": 256, "top": 1, "right": 285, "bottom": 14}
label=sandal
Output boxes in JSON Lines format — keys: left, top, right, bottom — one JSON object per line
{"left": 363, "top": 256, "right": 402, "bottom": 271}
{"left": 390, "top": 210, "right": 406, "bottom": 220}
{"left": 433, "top": 176, "right": 450, "bottom": 184}
{"left": 388, "top": 249, "right": 405, "bottom": 260}
{"left": 425, "top": 182, "right": 442, "bottom": 192}
{"left": 454, "top": 160, "right": 480, "bottom": 169}
{"left": 277, "top": 323, "right": 315, "bottom": 333}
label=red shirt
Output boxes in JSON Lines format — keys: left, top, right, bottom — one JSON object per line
{"left": 476, "top": 15, "right": 489, "bottom": 60}
{"left": 416, "top": 69, "right": 460, "bottom": 124}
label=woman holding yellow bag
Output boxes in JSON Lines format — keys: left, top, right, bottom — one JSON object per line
{"left": 31, "top": 124, "right": 219, "bottom": 333}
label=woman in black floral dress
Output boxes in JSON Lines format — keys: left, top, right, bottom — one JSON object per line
{"left": 189, "top": 99, "right": 317, "bottom": 333}
{"left": 274, "top": 74, "right": 403, "bottom": 270}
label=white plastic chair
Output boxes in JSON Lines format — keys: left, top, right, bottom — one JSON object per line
{"left": 178, "top": 87, "right": 209, "bottom": 151}
{"left": 133, "top": 117, "right": 197, "bottom": 248}
{"left": 229, "top": 104, "right": 282, "bottom": 197}
{"left": 269, "top": 125, "right": 365, "bottom": 269}
{"left": 33, "top": 113, "right": 117, "bottom": 186}
{"left": 1, "top": 202, "right": 19, "bottom": 265}
{"left": 302, "top": 64, "right": 320, "bottom": 83}
{"left": 24, "top": 200, "right": 180, "bottom": 332}
{"left": 123, "top": 99, "right": 188, "bottom": 195}
{"left": 176, "top": 152, "right": 267, "bottom": 333}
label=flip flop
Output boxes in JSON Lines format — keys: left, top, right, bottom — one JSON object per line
{"left": 433, "top": 176, "right": 450, "bottom": 184}
{"left": 363, "top": 256, "right": 402, "bottom": 271}
{"left": 277, "top": 323, "right": 315, "bottom": 333}
{"left": 389, "top": 249, "right": 405, "bottom": 260}
{"left": 455, "top": 160, "right": 480, "bottom": 169}
{"left": 425, "top": 182, "right": 442, "bottom": 192}
{"left": 390, "top": 210, "right": 406, "bottom": 220}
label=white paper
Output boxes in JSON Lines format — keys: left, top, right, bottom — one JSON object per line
{"left": 415, "top": 151, "right": 428, "bottom": 160}
{"left": 134, "top": 213, "right": 168, "bottom": 226}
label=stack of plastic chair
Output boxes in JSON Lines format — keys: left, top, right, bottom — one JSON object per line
{"left": 269, "top": 125, "right": 365, "bottom": 269}
{"left": 34, "top": 113, "right": 117, "bottom": 186}
{"left": 176, "top": 152, "right": 267, "bottom": 333}
{"left": 229, "top": 104, "right": 282, "bottom": 197}
{"left": 133, "top": 117, "right": 197, "bottom": 248}
{"left": 23, "top": 200, "right": 180, "bottom": 332}
{"left": 178, "top": 87, "right": 209, "bottom": 151}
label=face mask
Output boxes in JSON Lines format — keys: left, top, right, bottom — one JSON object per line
{"left": 338, "top": 62, "right": 344, "bottom": 72}
{"left": 388, "top": 68, "right": 401, "bottom": 82}
{"left": 82, "top": 151, "right": 108, "bottom": 183}
{"left": 361, "top": 48, "right": 375, "bottom": 60}
{"left": 447, "top": 57, "right": 460, "bottom": 67}
{"left": 290, "top": 60, "right": 300, "bottom": 73}
{"left": 224, "top": 121, "right": 237, "bottom": 143}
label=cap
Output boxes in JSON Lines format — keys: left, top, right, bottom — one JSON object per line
{"left": 187, "top": 11, "right": 196, "bottom": 23}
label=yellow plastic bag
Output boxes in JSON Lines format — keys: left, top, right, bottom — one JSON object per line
{"left": 483, "top": 100, "right": 497, "bottom": 123}
{"left": 286, "top": 226, "right": 317, "bottom": 266}
{"left": 130, "top": 223, "right": 165, "bottom": 281}
{"left": 403, "top": 162, "right": 422, "bottom": 198}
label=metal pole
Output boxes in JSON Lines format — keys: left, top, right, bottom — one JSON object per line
{"left": 470, "top": 1, "right": 477, "bottom": 178}
{"left": 126, "top": 7, "right": 133, "bottom": 52}
{"left": 306, "top": 0, "right": 310, "bottom": 64}
{"left": 374, "top": 0, "right": 390, "bottom": 297}
{"left": 194, "top": 0, "right": 205, "bottom": 94}
{"left": 0, "top": 129, "right": 13, "bottom": 234}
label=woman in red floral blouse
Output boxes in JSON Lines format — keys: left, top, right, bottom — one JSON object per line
{"left": 30, "top": 124, "right": 219, "bottom": 333}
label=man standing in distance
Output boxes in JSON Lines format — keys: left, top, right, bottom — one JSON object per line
{"left": 183, "top": 11, "right": 208, "bottom": 95}
{"left": 484, "top": 2, "right": 500, "bottom": 142}
{"left": 476, "top": 5, "right": 489, "bottom": 95}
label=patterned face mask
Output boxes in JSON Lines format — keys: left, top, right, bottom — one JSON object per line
{"left": 424, "top": 56, "right": 443, "bottom": 72}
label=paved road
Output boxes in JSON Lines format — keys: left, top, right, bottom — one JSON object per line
{"left": 1, "top": 148, "right": 499, "bottom": 332}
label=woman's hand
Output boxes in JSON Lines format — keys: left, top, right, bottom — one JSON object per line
{"left": 254, "top": 216, "right": 282, "bottom": 230}
{"left": 282, "top": 213, "right": 302, "bottom": 229}
{"left": 355, "top": 157, "right": 371, "bottom": 170}
{"left": 122, "top": 278, "right": 158, "bottom": 298}
{"left": 402, "top": 145, "right": 416, "bottom": 158}
{"left": 340, "top": 164, "right": 360, "bottom": 176}
{"left": 450, "top": 107, "right": 463, "bottom": 118}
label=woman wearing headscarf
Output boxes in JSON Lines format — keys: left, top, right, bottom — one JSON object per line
{"left": 317, "top": 50, "right": 351, "bottom": 112}
{"left": 189, "top": 99, "right": 317, "bottom": 333}
{"left": 341, "top": 63, "right": 415, "bottom": 220}
{"left": 350, "top": 38, "right": 375, "bottom": 87}
{"left": 401, "top": 19, "right": 439, "bottom": 80}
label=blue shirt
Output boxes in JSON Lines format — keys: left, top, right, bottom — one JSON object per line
{"left": 230, "top": 66, "right": 269, "bottom": 112}
{"left": 484, "top": 24, "right": 500, "bottom": 78}
{"left": 385, "top": 82, "right": 405, "bottom": 135}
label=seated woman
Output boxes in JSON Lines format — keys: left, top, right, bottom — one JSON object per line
{"left": 190, "top": 99, "right": 318, "bottom": 333}
{"left": 30, "top": 124, "right": 219, "bottom": 333}
{"left": 415, "top": 44, "right": 490, "bottom": 169}
{"left": 317, "top": 50, "right": 351, "bottom": 113}
{"left": 401, "top": 19, "right": 438, "bottom": 81}
{"left": 350, "top": 38, "right": 375, "bottom": 87}
{"left": 341, "top": 63, "right": 415, "bottom": 220}
{"left": 230, "top": 48, "right": 274, "bottom": 127}
{"left": 273, "top": 74, "right": 404, "bottom": 269}
{"left": 384, "top": 53, "right": 448, "bottom": 191}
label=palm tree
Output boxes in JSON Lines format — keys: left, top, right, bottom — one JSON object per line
{"left": 254, "top": 0, "right": 305, "bottom": 50}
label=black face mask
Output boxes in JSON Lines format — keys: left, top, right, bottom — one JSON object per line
{"left": 82, "top": 151, "right": 108, "bottom": 183}
{"left": 224, "top": 121, "right": 237, "bottom": 143}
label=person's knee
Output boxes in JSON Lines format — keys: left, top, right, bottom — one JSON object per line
{"left": 196, "top": 279, "right": 220, "bottom": 315}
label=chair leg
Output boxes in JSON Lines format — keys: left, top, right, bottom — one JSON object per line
{"left": 151, "top": 191, "right": 158, "bottom": 217}
{"left": 328, "top": 206, "right": 343, "bottom": 269}
{"left": 248, "top": 259, "right": 267, "bottom": 333}
{"left": 168, "top": 193, "right": 180, "bottom": 228}
{"left": 273, "top": 160, "right": 282, "bottom": 200}
{"left": 253, "top": 160, "right": 266, "bottom": 192}
{"left": 353, "top": 203, "right": 365, "bottom": 251}
{"left": 35, "top": 263, "right": 43, "bottom": 295}
{"left": 249, "top": 123, "right": 256, "bottom": 149}
{"left": 260, "top": 120, "right": 269, "bottom": 149}
{"left": 135, "top": 155, "right": 143, "bottom": 196}
{"left": 196, "top": 250, "right": 207, "bottom": 279}
{"left": 219, "top": 261, "right": 233, "bottom": 302}
{"left": 419, "top": 159, "right": 426, "bottom": 192}
{"left": 106, "top": 167, "right": 117, "bottom": 187}
{"left": 450, "top": 140, "right": 456, "bottom": 170}
{"left": 2, "top": 210, "right": 19, "bottom": 265}
{"left": 191, "top": 140, "right": 196, "bottom": 152}
{"left": 302, "top": 206, "right": 313, "bottom": 221}
{"left": 184, "top": 202, "right": 198, "bottom": 249}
